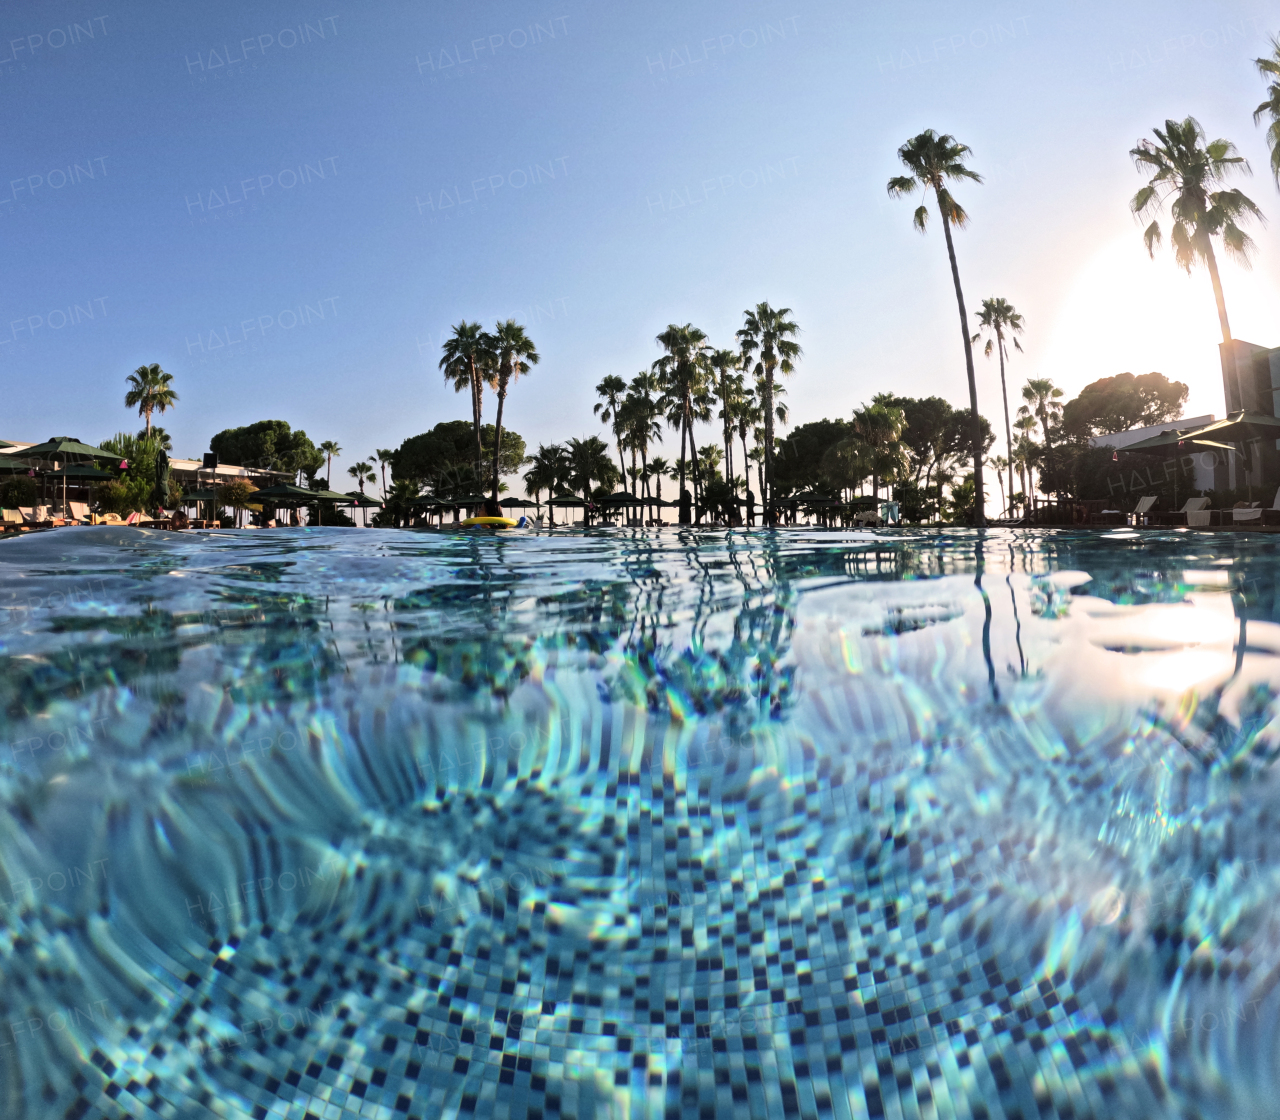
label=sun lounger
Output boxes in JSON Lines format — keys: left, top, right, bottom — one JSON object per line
{"left": 1232, "top": 488, "right": 1280, "bottom": 525}
{"left": 1153, "top": 496, "right": 1209, "bottom": 527}
{"left": 68, "top": 501, "right": 91, "bottom": 523}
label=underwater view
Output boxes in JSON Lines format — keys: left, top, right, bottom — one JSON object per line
{"left": 2, "top": 525, "right": 1279, "bottom": 1120}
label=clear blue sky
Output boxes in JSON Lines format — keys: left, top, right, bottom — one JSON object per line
{"left": 4, "top": 0, "right": 1278, "bottom": 496}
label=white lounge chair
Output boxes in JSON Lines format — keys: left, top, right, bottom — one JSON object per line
{"left": 1128, "top": 495, "right": 1157, "bottom": 526}
{"left": 1233, "top": 488, "right": 1280, "bottom": 524}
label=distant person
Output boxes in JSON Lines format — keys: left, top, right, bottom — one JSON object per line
{"left": 171, "top": 510, "right": 190, "bottom": 530}
{"left": 678, "top": 487, "right": 692, "bottom": 525}
{"left": 482, "top": 497, "right": 502, "bottom": 518}
{"left": 745, "top": 490, "right": 755, "bottom": 526}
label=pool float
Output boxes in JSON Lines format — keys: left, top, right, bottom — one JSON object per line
{"left": 460, "top": 516, "right": 520, "bottom": 528}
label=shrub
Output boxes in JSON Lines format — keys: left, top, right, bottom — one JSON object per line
{"left": 0, "top": 477, "right": 38, "bottom": 509}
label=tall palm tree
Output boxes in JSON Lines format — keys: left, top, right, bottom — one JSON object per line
{"left": 440, "top": 322, "right": 497, "bottom": 482}
{"left": 736, "top": 304, "right": 800, "bottom": 517}
{"left": 888, "top": 129, "right": 986, "bottom": 525}
{"left": 1130, "top": 117, "right": 1263, "bottom": 344}
{"left": 125, "top": 364, "right": 178, "bottom": 437}
{"left": 319, "top": 440, "right": 341, "bottom": 486}
{"left": 593, "top": 375, "right": 629, "bottom": 485}
{"left": 653, "top": 323, "right": 711, "bottom": 519}
{"left": 989, "top": 455, "right": 1008, "bottom": 518}
{"left": 373, "top": 448, "right": 394, "bottom": 500}
{"left": 1019, "top": 379, "right": 1062, "bottom": 497}
{"left": 972, "top": 297, "right": 1024, "bottom": 518}
{"left": 735, "top": 386, "right": 760, "bottom": 502}
{"left": 626, "top": 370, "right": 663, "bottom": 517}
{"left": 488, "top": 320, "right": 539, "bottom": 503}
{"left": 1254, "top": 35, "right": 1280, "bottom": 188}
{"left": 708, "top": 350, "right": 741, "bottom": 492}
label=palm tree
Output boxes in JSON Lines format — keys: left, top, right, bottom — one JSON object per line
{"left": 845, "top": 396, "right": 908, "bottom": 503}
{"left": 1130, "top": 117, "right": 1264, "bottom": 344}
{"left": 523, "top": 443, "right": 567, "bottom": 524}
{"left": 1019, "top": 379, "right": 1063, "bottom": 497}
{"left": 709, "top": 350, "right": 741, "bottom": 493}
{"left": 1013, "top": 415, "right": 1039, "bottom": 511}
{"left": 972, "top": 297, "right": 1024, "bottom": 518}
{"left": 488, "top": 320, "right": 539, "bottom": 503}
{"left": 140, "top": 426, "right": 173, "bottom": 451}
{"left": 440, "top": 322, "right": 497, "bottom": 482}
{"left": 124, "top": 364, "right": 178, "bottom": 437}
{"left": 625, "top": 370, "right": 663, "bottom": 517}
{"left": 593, "top": 375, "right": 630, "bottom": 486}
{"left": 888, "top": 129, "right": 986, "bottom": 525}
{"left": 989, "top": 455, "right": 1008, "bottom": 517}
{"left": 1254, "top": 35, "right": 1280, "bottom": 188}
{"left": 653, "top": 323, "right": 711, "bottom": 519}
{"left": 373, "top": 448, "right": 394, "bottom": 500}
{"left": 735, "top": 386, "right": 760, "bottom": 504}
{"left": 736, "top": 304, "right": 800, "bottom": 517}
{"left": 565, "top": 436, "right": 617, "bottom": 519}
{"left": 318, "top": 440, "right": 341, "bottom": 485}
{"left": 347, "top": 460, "right": 376, "bottom": 526}
{"left": 646, "top": 455, "right": 671, "bottom": 517}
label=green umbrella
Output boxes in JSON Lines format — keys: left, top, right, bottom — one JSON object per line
{"left": 499, "top": 496, "right": 538, "bottom": 509}
{"left": 18, "top": 436, "right": 115, "bottom": 461}
{"left": 307, "top": 488, "right": 355, "bottom": 502}
{"left": 1119, "top": 426, "right": 1236, "bottom": 453}
{"left": 0, "top": 459, "right": 36, "bottom": 475}
{"left": 46, "top": 464, "right": 113, "bottom": 479}
{"left": 250, "top": 482, "right": 321, "bottom": 503}
{"left": 548, "top": 491, "right": 586, "bottom": 506}
{"left": 182, "top": 489, "right": 219, "bottom": 501}
{"left": 600, "top": 491, "right": 644, "bottom": 506}
{"left": 344, "top": 491, "right": 384, "bottom": 507}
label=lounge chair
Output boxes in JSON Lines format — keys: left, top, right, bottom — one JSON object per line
{"left": 1233, "top": 488, "right": 1280, "bottom": 526}
{"left": 68, "top": 501, "right": 91, "bottom": 523}
{"left": 1152, "top": 496, "right": 1210, "bottom": 527}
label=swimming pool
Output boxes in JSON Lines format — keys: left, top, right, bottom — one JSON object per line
{"left": 1, "top": 525, "right": 1276, "bottom": 1119}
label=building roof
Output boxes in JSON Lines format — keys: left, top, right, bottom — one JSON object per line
{"left": 1087, "top": 415, "right": 1216, "bottom": 450}
{"left": 0, "top": 442, "right": 284, "bottom": 481}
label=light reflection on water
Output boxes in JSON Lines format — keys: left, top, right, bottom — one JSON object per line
{"left": 1, "top": 525, "right": 1279, "bottom": 1118}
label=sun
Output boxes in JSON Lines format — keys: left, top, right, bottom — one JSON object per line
{"left": 1037, "top": 234, "right": 1280, "bottom": 421}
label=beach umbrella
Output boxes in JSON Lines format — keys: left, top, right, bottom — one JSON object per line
{"left": 548, "top": 491, "right": 585, "bottom": 506}
{"left": 499, "top": 496, "right": 538, "bottom": 509}
{"left": 18, "top": 436, "right": 115, "bottom": 461}
{"left": 154, "top": 448, "right": 170, "bottom": 510}
{"left": 1119, "top": 426, "right": 1236, "bottom": 453}
{"left": 249, "top": 482, "right": 320, "bottom": 503}
{"left": 46, "top": 464, "right": 113, "bottom": 479}
{"left": 343, "top": 491, "right": 384, "bottom": 506}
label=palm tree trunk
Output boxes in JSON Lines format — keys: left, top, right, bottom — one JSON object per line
{"left": 145, "top": 408, "right": 153, "bottom": 438}
{"left": 937, "top": 188, "right": 985, "bottom": 527}
{"left": 469, "top": 357, "right": 484, "bottom": 482}
{"left": 740, "top": 430, "right": 750, "bottom": 498}
{"left": 996, "top": 334, "right": 1014, "bottom": 519}
{"left": 490, "top": 378, "right": 507, "bottom": 502}
{"left": 763, "top": 367, "right": 775, "bottom": 516}
{"left": 1203, "top": 240, "right": 1233, "bottom": 344}
{"left": 686, "top": 406, "right": 703, "bottom": 522}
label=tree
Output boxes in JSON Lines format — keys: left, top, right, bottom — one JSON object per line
{"left": 565, "top": 436, "right": 618, "bottom": 515}
{"left": 847, "top": 396, "right": 908, "bottom": 503}
{"left": 646, "top": 455, "right": 672, "bottom": 516}
{"left": 219, "top": 480, "right": 257, "bottom": 528}
{"left": 319, "top": 440, "right": 341, "bottom": 485}
{"left": 620, "top": 383, "right": 662, "bottom": 511}
{"left": 736, "top": 304, "right": 800, "bottom": 516}
{"left": 593, "top": 375, "right": 629, "bottom": 486}
{"left": 141, "top": 426, "right": 173, "bottom": 451}
{"left": 888, "top": 129, "right": 986, "bottom": 525}
{"left": 774, "top": 418, "right": 855, "bottom": 496}
{"left": 654, "top": 323, "right": 711, "bottom": 519}
{"left": 392, "top": 421, "right": 525, "bottom": 488}
{"left": 440, "top": 322, "right": 497, "bottom": 482}
{"left": 489, "top": 320, "right": 539, "bottom": 503}
{"left": 348, "top": 460, "right": 375, "bottom": 493}
{"left": 125, "top": 364, "right": 178, "bottom": 437}
{"left": 709, "top": 350, "right": 741, "bottom": 492}
{"left": 210, "top": 421, "right": 323, "bottom": 482}
{"left": 1019, "top": 379, "right": 1063, "bottom": 496}
{"left": 1130, "top": 117, "right": 1264, "bottom": 344}
{"left": 971, "top": 297, "right": 1024, "bottom": 516}
{"left": 373, "top": 448, "right": 394, "bottom": 499}
{"left": 1060, "top": 372, "right": 1189, "bottom": 437}
{"left": 1254, "top": 35, "right": 1280, "bottom": 188}
{"left": 523, "top": 443, "right": 568, "bottom": 523}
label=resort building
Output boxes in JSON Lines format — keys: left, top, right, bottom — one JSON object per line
{"left": 1222, "top": 339, "right": 1280, "bottom": 491}
{"left": 1088, "top": 414, "right": 1224, "bottom": 492}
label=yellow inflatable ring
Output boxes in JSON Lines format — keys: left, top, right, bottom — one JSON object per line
{"left": 460, "top": 516, "right": 518, "bottom": 528}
